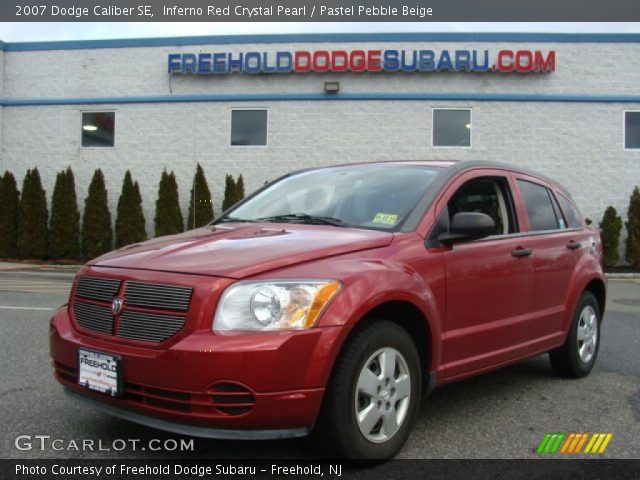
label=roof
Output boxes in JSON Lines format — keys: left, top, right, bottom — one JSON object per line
{"left": 448, "top": 160, "right": 572, "bottom": 196}
{"left": 300, "top": 160, "right": 569, "bottom": 194}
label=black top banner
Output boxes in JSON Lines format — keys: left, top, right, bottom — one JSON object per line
{"left": 4, "top": 0, "right": 640, "bottom": 22}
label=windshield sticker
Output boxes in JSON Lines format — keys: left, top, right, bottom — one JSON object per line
{"left": 373, "top": 213, "right": 398, "bottom": 225}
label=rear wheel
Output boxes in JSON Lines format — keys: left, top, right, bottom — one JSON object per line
{"left": 317, "top": 320, "right": 421, "bottom": 460}
{"left": 549, "top": 291, "right": 601, "bottom": 378}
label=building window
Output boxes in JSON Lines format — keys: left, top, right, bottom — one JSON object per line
{"left": 81, "top": 111, "right": 115, "bottom": 147}
{"left": 231, "top": 109, "right": 268, "bottom": 146}
{"left": 625, "top": 111, "right": 640, "bottom": 150}
{"left": 432, "top": 108, "right": 471, "bottom": 148}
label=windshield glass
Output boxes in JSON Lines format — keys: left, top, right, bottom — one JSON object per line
{"left": 221, "top": 164, "right": 441, "bottom": 230}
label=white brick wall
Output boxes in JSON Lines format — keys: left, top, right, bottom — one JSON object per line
{"left": 0, "top": 39, "right": 639, "bottom": 248}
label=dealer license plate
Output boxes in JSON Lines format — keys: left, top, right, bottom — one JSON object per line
{"left": 78, "top": 349, "right": 121, "bottom": 396}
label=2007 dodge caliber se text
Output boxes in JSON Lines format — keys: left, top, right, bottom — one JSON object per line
{"left": 50, "top": 161, "right": 606, "bottom": 459}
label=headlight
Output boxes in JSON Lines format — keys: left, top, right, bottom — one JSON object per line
{"left": 213, "top": 279, "right": 342, "bottom": 331}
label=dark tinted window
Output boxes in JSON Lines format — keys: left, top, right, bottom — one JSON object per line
{"left": 557, "top": 194, "right": 583, "bottom": 228}
{"left": 517, "top": 180, "right": 561, "bottom": 231}
{"left": 548, "top": 192, "right": 567, "bottom": 229}
{"left": 231, "top": 109, "right": 268, "bottom": 146}
{"left": 432, "top": 109, "right": 471, "bottom": 147}
{"left": 82, "top": 112, "right": 114, "bottom": 147}
{"left": 625, "top": 111, "right": 640, "bottom": 149}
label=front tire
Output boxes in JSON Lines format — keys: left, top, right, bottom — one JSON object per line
{"left": 549, "top": 291, "right": 601, "bottom": 378}
{"left": 317, "top": 320, "right": 421, "bottom": 460}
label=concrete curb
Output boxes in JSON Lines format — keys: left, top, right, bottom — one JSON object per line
{"left": 605, "top": 273, "right": 640, "bottom": 279}
{"left": 0, "top": 262, "right": 81, "bottom": 277}
{"left": 0, "top": 267, "right": 81, "bottom": 272}
{"left": 0, "top": 271, "right": 77, "bottom": 279}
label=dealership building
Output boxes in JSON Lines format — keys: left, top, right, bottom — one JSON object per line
{"left": 0, "top": 32, "right": 639, "bottom": 237}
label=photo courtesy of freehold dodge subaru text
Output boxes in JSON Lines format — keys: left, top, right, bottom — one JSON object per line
{"left": 50, "top": 161, "right": 606, "bottom": 459}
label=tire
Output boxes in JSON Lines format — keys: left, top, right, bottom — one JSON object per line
{"left": 549, "top": 291, "right": 601, "bottom": 378}
{"left": 316, "top": 319, "right": 422, "bottom": 460}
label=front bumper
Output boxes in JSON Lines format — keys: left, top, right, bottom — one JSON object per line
{"left": 50, "top": 306, "right": 349, "bottom": 434}
{"left": 64, "top": 389, "right": 311, "bottom": 440}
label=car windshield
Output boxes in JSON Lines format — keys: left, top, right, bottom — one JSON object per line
{"left": 219, "top": 164, "right": 441, "bottom": 230}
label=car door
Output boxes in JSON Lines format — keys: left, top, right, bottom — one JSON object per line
{"left": 432, "top": 170, "right": 535, "bottom": 380}
{"left": 513, "top": 177, "right": 587, "bottom": 342}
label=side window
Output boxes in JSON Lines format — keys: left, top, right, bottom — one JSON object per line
{"left": 548, "top": 192, "right": 567, "bottom": 229}
{"left": 556, "top": 194, "right": 584, "bottom": 228}
{"left": 447, "top": 177, "right": 517, "bottom": 236}
{"left": 517, "top": 180, "right": 564, "bottom": 231}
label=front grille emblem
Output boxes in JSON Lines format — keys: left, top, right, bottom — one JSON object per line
{"left": 111, "top": 298, "right": 124, "bottom": 315}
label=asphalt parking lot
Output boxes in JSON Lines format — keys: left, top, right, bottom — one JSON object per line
{"left": 1, "top": 271, "right": 638, "bottom": 460}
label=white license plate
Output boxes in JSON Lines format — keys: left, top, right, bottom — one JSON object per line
{"left": 78, "top": 349, "right": 121, "bottom": 396}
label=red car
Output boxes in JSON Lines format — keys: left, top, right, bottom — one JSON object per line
{"left": 50, "top": 161, "right": 606, "bottom": 459}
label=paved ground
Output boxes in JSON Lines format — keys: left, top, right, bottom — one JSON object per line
{"left": 0, "top": 272, "right": 638, "bottom": 459}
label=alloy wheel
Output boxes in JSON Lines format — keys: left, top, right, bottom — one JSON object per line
{"left": 577, "top": 305, "right": 598, "bottom": 363}
{"left": 354, "top": 347, "right": 411, "bottom": 443}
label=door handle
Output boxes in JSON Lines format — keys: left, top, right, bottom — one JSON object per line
{"left": 567, "top": 240, "right": 582, "bottom": 250}
{"left": 511, "top": 247, "right": 532, "bottom": 258}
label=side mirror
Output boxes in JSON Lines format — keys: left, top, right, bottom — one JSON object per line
{"left": 438, "top": 212, "right": 496, "bottom": 245}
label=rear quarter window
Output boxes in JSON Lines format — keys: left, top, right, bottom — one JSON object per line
{"left": 517, "top": 179, "right": 563, "bottom": 231}
{"left": 556, "top": 194, "right": 584, "bottom": 228}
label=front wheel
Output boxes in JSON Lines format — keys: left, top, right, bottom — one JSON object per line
{"left": 549, "top": 291, "right": 601, "bottom": 378}
{"left": 316, "top": 320, "right": 421, "bottom": 460}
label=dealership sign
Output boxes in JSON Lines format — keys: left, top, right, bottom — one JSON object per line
{"left": 168, "top": 49, "right": 555, "bottom": 75}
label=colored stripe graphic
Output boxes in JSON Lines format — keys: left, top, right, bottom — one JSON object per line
{"left": 550, "top": 434, "right": 565, "bottom": 453}
{"left": 537, "top": 433, "right": 552, "bottom": 454}
{"left": 597, "top": 434, "right": 613, "bottom": 453}
{"left": 538, "top": 433, "right": 612, "bottom": 454}
{"left": 584, "top": 434, "right": 599, "bottom": 453}
{"left": 573, "top": 433, "right": 589, "bottom": 453}
{"left": 560, "top": 433, "right": 575, "bottom": 453}
{"left": 537, "top": 433, "right": 565, "bottom": 454}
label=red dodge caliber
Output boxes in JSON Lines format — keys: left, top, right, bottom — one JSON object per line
{"left": 50, "top": 161, "right": 606, "bottom": 459}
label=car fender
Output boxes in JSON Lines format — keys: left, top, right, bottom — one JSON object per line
{"left": 298, "top": 257, "right": 444, "bottom": 387}
{"left": 562, "top": 252, "right": 606, "bottom": 335}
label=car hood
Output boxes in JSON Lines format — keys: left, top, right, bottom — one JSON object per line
{"left": 89, "top": 223, "right": 394, "bottom": 279}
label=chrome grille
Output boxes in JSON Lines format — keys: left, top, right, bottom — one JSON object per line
{"left": 73, "top": 301, "right": 113, "bottom": 335}
{"left": 76, "top": 276, "right": 121, "bottom": 302}
{"left": 72, "top": 276, "right": 192, "bottom": 343}
{"left": 118, "top": 311, "right": 186, "bottom": 343}
{"left": 125, "top": 282, "right": 193, "bottom": 311}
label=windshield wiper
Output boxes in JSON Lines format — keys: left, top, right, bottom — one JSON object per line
{"left": 215, "top": 216, "right": 256, "bottom": 224}
{"left": 255, "top": 213, "right": 350, "bottom": 228}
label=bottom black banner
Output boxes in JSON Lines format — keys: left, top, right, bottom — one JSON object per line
{"left": 1, "top": 459, "right": 639, "bottom": 480}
